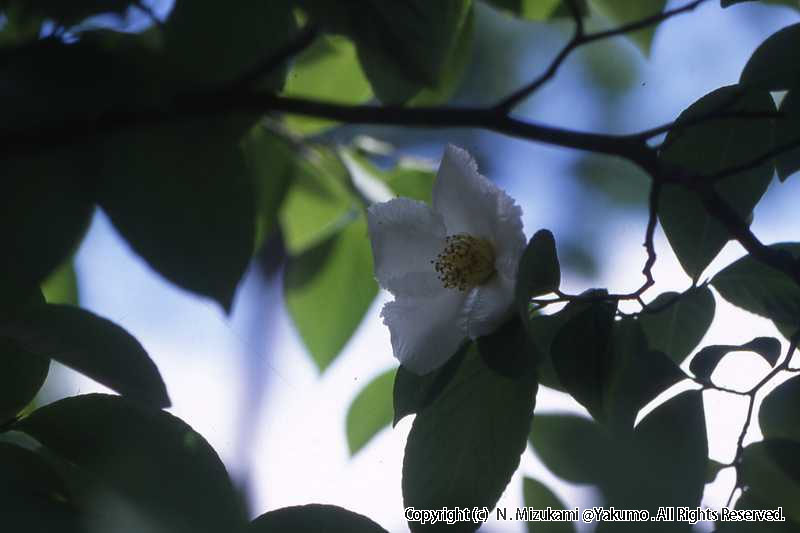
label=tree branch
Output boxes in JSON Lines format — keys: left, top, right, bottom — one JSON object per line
{"left": 494, "top": 0, "right": 709, "bottom": 112}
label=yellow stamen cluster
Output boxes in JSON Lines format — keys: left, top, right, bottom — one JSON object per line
{"left": 432, "top": 234, "right": 496, "bottom": 291}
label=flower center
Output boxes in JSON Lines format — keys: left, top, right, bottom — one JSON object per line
{"left": 432, "top": 234, "right": 496, "bottom": 291}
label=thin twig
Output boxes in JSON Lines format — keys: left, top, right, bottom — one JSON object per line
{"left": 494, "top": 0, "right": 709, "bottom": 112}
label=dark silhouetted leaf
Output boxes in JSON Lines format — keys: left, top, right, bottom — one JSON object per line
{"left": 760, "top": 375, "right": 800, "bottom": 442}
{"left": 711, "top": 243, "right": 800, "bottom": 339}
{"left": 604, "top": 319, "right": 685, "bottom": 434}
{"left": 2, "top": 160, "right": 93, "bottom": 309}
{"left": 249, "top": 504, "right": 388, "bottom": 533}
{"left": 740, "top": 22, "right": 800, "bottom": 90}
{"left": 0, "top": 339, "right": 49, "bottom": 422}
{"left": 639, "top": 287, "right": 715, "bottom": 364}
{"left": 529, "top": 414, "right": 614, "bottom": 484}
{"left": 775, "top": 89, "right": 800, "bottom": 182}
{"left": 164, "top": 0, "right": 297, "bottom": 89}
{"left": 402, "top": 341, "right": 536, "bottom": 532}
{"left": 607, "top": 391, "right": 707, "bottom": 528}
{"left": 659, "top": 85, "right": 775, "bottom": 279}
{"left": 15, "top": 394, "right": 246, "bottom": 533}
{"left": 0, "top": 304, "right": 168, "bottom": 408}
{"left": 551, "top": 301, "right": 616, "bottom": 421}
{"left": 392, "top": 348, "right": 466, "bottom": 426}
{"left": 516, "top": 230, "right": 561, "bottom": 323}
{"left": 690, "top": 337, "right": 780, "bottom": 381}
{"left": 0, "top": 442, "right": 82, "bottom": 533}
{"left": 98, "top": 118, "right": 255, "bottom": 312}
{"left": 522, "top": 477, "right": 576, "bottom": 533}
{"left": 346, "top": 368, "right": 395, "bottom": 455}
{"left": 527, "top": 294, "right": 606, "bottom": 392}
{"left": 284, "top": 217, "right": 378, "bottom": 371}
{"left": 740, "top": 439, "right": 800, "bottom": 522}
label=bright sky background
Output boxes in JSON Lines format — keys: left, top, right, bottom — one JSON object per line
{"left": 42, "top": 2, "right": 800, "bottom": 532}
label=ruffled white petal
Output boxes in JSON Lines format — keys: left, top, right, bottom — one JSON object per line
{"left": 381, "top": 289, "right": 467, "bottom": 375}
{"left": 432, "top": 145, "right": 497, "bottom": 239}
{"left": 458, "top": 272, "right": 516, "bottom": 339}
{"left": 432, "top": 145, "right": 526, "bottom": 270}
{"left": 366, "top": 197, "right": 446, "bottom": 296}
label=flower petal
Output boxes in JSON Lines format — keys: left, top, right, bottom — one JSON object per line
{"left": 381, "top": 289, "right": 467, "bottom": 375}
{"left": 458, "top": 273, "right": 515, "bottom": 339}
{"left": 366, "top": 197, "right": 446, "bottom": 295}
{"left": 432, "top": 145, "right": 526, "bottom": 267}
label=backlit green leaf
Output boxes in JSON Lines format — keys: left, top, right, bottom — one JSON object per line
{"left": 760, "top": 375, "right": 800, "bottom": 442}
{"left": 775, "top": 89, "right": 800, "bottom": 182}
{"left": 346, "top": 368, "right": 395, "bottom": 455}
{"left": 284, "top": 217, "right": 378, "bottom": 371}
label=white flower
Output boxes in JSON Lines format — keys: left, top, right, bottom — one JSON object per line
{"left": 366, "top": 145, "right": 526, "bottom": 375}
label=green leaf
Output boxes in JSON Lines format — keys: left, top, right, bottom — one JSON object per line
{"left": 164, "top": 0, "right": 297, "bottom": 89}
{"left": 711, "top": 242, "right": 800, "bottom": 339}
{"left": 639, "top": 287, "right": 716, "bottom": 364}
{"left": 717, "top": 489, "right": 800, "bottom": 532}
{"left": 15, "top": 394, "right": 246, "bottom": 533}
{"left": 284, "top": 217, "right": 378, "bottom": 371}
{"left": 760, "top": 375, "right": 800, "bottom": 442}
{"left": 603, "top": 319, "right": 685, "bottom": 434}
{"left": 551, "top": 300, "right": 617, "bottom": 421}
{"left": 485, "top": 0, "right": 562, "bottom": 19}
{"left": 609, "top": 391, "right": 707, "bottom": 519}
{"left": 0, "top": 338, "right": 49, "bottom": 422}
{"left": 775, "top": 89, "right": 800, "bottom": 182}
{"left": 41, "top": 259, "right": 79, "bottom": 306}
{"left": 392, "top": 348, "right": 466, "bottom": 426}
{"left": 529, "top": 414, "right": 614, "bottom": 484}
{"left": 0, "top": 442, "right": 82, "bottom": 533}
{"left": 658, "top": 85, "right": 776, "bottom": 279}
{"left": 307, "top": 1, "right": 474, "bottom": 104}
{"left": 740, "top": 23, "right": 800, "bottom": 90}
{"left": 689, "top": 337, "right": 781, "bottom": 381}
{"left": 589, "top": 0, "right": 666, "bottom": 55}
{"left": 527, "top": 295, "right": 606, "bottom": 392}
{"left": 0, "top": 304, "right": 169, "bottom": 408}
{"left": 346, "top": 368, "right": 395, "bottom": 456}
{"left": 279, "top": 145, "right": 359, "bottom": 255}
{"left": 248, "top": 504, "right": 388, "bottom": 533}
{"left": 344, "top": 149, "right": 435, "bottom": 204}
{"left": 98, "top": 118, "right": 255, "bottom": 312}
{"left": 706, "top": 458, "right": 727, "bottom": 483}
{"left": 516, "top": 230, "right": 561, "bottom": 323}
{"left": 283, "top": 35, "right": 373, "bottom": 135}
{"left": 241, "top": 127, "right": 295, "bottom": 249}
{"left": 402, "top": 337, "right": 536, "bottom": 532}
{"left": 522, "top": 477, "right": 576, "bottom": 533}
{"left": 741, "top": 439, "right": 800, "bottom": 522}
